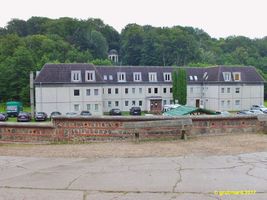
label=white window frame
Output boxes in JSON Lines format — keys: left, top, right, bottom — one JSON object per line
{"left": 235, "top": 100, "right": 240, "bottom": 106}
{"left": 94, "top": 89, "right": 99, "bottom": 96}
{"left": 85, "top": 70, "right": 95, "bottom": 82}
{"left": 148, "top": 72, "right": 157, "bottom": 82}
{"left": 103, "top": 75, "right": 107, "bottom": 80}
{"left": 86, "top": 89, "right": 91, "bottom": 96}
{"left": 74, "top": 104, "right": 80, "bottom": 111}
{"left": 117, "top": 72, "right": 126, "bottom": 82}
{"left": 233, "top": 72, "right": 241, "bottom": 81}
{"left": 223, "top": 72, "right": 231, "bottom": 81}
{"left": 163, "top": 73, "right": 172, "bottom": 82}
{"left": 109, "top": 75, "right": 113, "bottom": 80}
{"left": 71, "top": 71, "right": 81, "bottom": 82}
{"left": 86, "top": 104, "right": 91, "bottom": 111}
{"left": 133, "top": 72, "right": 142, "bottom": 82}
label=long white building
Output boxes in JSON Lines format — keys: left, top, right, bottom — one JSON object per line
{"left": 34, "top": 64, "right": 264, "bottom": 115}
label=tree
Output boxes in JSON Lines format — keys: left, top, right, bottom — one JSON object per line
{"left": 172, "top": 68, "right": 187, "bottom": 105}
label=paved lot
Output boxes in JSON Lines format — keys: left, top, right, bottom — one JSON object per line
{"left": 0, "top": 152, "right": 267, "bottom": 200}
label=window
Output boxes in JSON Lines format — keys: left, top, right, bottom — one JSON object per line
{"left": 189, "top": 76, "right": 193, "bottom": 81}
{"left": 148, "top": 88, "right": 152, "bottom": 94}
{"left": 133, "top": 72, "right": 142, "bottom": 82}
{"left": 95, "top": 104, "right": 99, "bottom": 111}
{"left": 125, "top": 101, "right": 129, "bottom": 106}
{"left": 125, "top": 88, "right": 128, "bottom": 94}
{"left": 109, "top": 75, "right": 113, "bottom": 80}
{"left": 194, "top": 76, "right": 198, "bottom": 81}
{"left": 71, "top": 71, "right": 81, "bottom": 82}
{"left": 163, "top": 88, "right": 167, "bottom": 93}
{"left": 115, "top": 101, "right": 119, "bottom": 107}
{"left": 154, "top": 88, "right": 158, "bottom": 94}
{"left": 132, "top": 101, "right": 136, "bottom": 106}
{"left": 108, "top": 88, "right": 112, "bottom": 94}
{"left": 235, "top": 100, "right": 240, "bottom": 106}
{"left": 223, "top": 72, "right": 231, "bottom": 81}
{"left": 233, "top": 72, "right": 241, "bottom": 81}
{"left": 74, "top": 104, "right": 80, "bottom": 111}
{"left": 103, "top": 75, "right": 107, "bottom": 80}
{"left": 227, "top": 88, "right": 230, "bottom": 93}
{"left": 108, "top": 101, "right": 112, "bottom": 108}
{"left": 190, "top": 87, "right": 193, "bottom": 94}
{"left": 94, "top": 89, "right": 99, "bottom": 96}
{"left": 85, "top": 70, "right": 95, "bottom": 82}
{"left": 86, "top": 89, "right": 90, "bottom": 96}
{"left": 139, "top": 88, "right": 142, "bottom": 94}
{"left": 74, "top": 89, "right": 80, "bottom": 96}
{"left": 235, "top": 88, "right": 240, "bottom": 93}
{"left": 132, "top": 88, "right": 135, "bottom": 94}
{"left": 117, "top": 72, "right": 126, "bottom": 82}
{"left": 139, "top": 101, "right": 142, "bottom": 106}
{"left": 115, "top": 88, "right": 119, "bottom": 94}
{"left": 86, "top": 104, "right": 91, "bottom": 111}
{"left": 227, "top": 100, "right": 231, "bottom": 106}
{"left": 148, "top": 72, "right": 157, "bottom": 82}
{"left": 170, "top": 87, "right": 173, "bottom": 93}
{"left": 163, "top": 100, "right": 167, "bottom": 105}
{"left": 164, "top": 73, "right": 171, "bottom": 82}
{"left": 221, "top": 88, "right": 225, "bottom": 93}
{"left": 170, "top": 100, "right": 173, "bottom": 104}
{"left": 221, "top": 100, "right": 225, "bottom": 107}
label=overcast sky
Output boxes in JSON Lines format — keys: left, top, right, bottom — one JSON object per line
{"left": 1, "top": 0, "right": 267, "bottom": 39}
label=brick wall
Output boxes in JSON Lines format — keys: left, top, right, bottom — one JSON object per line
{"left": 0, "top": 115, "right": 266, "bottom": 143}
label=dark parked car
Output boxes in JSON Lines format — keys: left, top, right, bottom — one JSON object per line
{"left": 0, "top": 113, "right": 8, "bottom": 121}
{"left": 80, "top": 110, "right": 92, "bottom": 117}
{"left": 129, "top": 107, "right": 141, "bottom": 115}
{"left": 109, "top": 108, "right": 122, "bottom": 116}
{"left": 35, "top": 112, "right": 48, "bottom": 121}
{"left": 17, "top": 112, "right": 31, "bottom": 122}
{"left": 50, "top": 111, "right": 62, "bottom": 119}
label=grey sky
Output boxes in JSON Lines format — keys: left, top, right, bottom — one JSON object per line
{"left": 1, "top": 0, "right": 267, "bottom": 39}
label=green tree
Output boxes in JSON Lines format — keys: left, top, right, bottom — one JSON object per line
{"left": 173, "top": 68, "right": 187, "bottom": 105}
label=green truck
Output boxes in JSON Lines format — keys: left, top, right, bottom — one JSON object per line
{"left": 6, "top": 101, "right": 23, "bottom": 117}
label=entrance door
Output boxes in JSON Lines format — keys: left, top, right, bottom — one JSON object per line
{"left": 150, "top": 99, "right": 162, "bottom": 113}
{"left": 195, "top": 99, "right": 200, "bottom": 108}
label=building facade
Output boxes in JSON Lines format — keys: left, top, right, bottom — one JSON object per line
{"left": 34, "top": 64, "right": 264, "bottom": 115}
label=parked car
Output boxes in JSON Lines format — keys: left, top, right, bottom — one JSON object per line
{"left": 249, "top": 110, "right": 264, "bottom": 115}
{"left": 50, "top": 111, "right": 62, "bottom": 119}
{"left": 17, "top": 112, "right": 31, "bottom": 122}
{"left": 250, "top": 105, "right": 267, "bottom": 112}
{"left": 129, "top": 107, "right": 141, "bottom": 115}
{"left": 237, "top": 110, "right": 253, "bottom": 115}
{"left": 216, "top": 111, "right": 231, "bottom": 116}
{"left": 80, "top": 110, "right": 92, "bottom": 117}
{"left": 66, "top": 112, "right": 78, "bottom": 117}
{"left": 35, "top": 112, "right": 48, "bottom": 121}
{"left": 0, "top": 113, "right": 8, "bottom": 121}
{"left": 109, "top": 108, "right": 122, "bottom": 116}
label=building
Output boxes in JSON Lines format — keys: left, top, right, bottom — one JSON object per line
{"left": 34, "top": 64, "right": 264, "bottom": 115}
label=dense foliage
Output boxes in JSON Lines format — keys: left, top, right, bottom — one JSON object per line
{"left": 172, "top": 68, "right": 187, "bottom": 105}
{"left": 0, "top": 17, "right": 266, "bottom": 103}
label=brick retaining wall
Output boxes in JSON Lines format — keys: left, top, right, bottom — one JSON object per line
{"left": 0, "top": 115, "right": 266, "bottom": 143}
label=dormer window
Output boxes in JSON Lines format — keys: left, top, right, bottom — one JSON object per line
{"left": 133, "top": 72, "right": 142, "bottom": 82}
{"left": 233, "top": 72, "right": 241, "bottom": 81}
{"left": 223, "top": 72, "right": 231, "bottom": 81}
{"left": 189, "top": 76, "right": 193, "bottom": 81}
{"left": 194, "top": 76, "right": 198, "bottom": 81}
{"left": 109, "top": 75, "right": 113, "bottom": 80}
{"left": 117, "top": 72, "right": 126, "bottom": 82}
{"left": 85, "top": 70, "right": 95, "bottom": 82}
{"left": 103, "top": 75, "right": 107, "bottom": 80}
{"left": 164, "top": 73, "right": 171, "bottom": 82}
{"left": 149, "top": 72, "right": 157, "bottom": 82}
{"left": 71, "top": 71, "right": 81, "bottom": 82}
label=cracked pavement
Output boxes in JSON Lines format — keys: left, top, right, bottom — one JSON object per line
{"left": 0, "top": 152, "right": 267, "bottom": 200}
